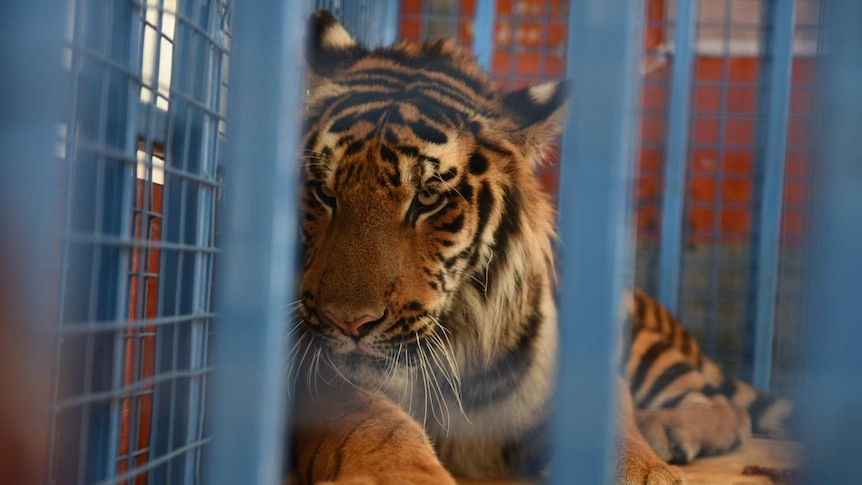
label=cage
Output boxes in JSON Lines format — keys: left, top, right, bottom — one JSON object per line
{"left": 2, "top": 0, "right": 860, "bottom": 484}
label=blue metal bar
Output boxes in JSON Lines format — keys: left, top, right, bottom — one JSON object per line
{"left": 657, "top": 0, "right": 698, "bottom": 313}
{"left": 0, "top": 1, "right": 64, "bottom": 482}
{"left": 205, "top": 0, "right": 305, "bottom": 484}
{"left": 551, "top": 1, "right": 643, "bottom": 483}
{"left": 151, "top": 0, "right": 217, "bottom": 481}
{"left": 800, "top": 1, "right": 862, "bottom": 483}
{"left": 751, "top": 0, "right": 796, "bottom": 390}
{"left": 379, "top": 0, "right": 401, "bottom": 47}
{"left": 472, "top": 0, "right": 496, "bottom": 72}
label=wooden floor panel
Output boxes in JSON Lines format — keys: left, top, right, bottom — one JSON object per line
{"left": 680, "top": 438, "right": 799, "bottom": 485}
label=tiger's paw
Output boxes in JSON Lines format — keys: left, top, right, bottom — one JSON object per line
{"left": 617, "top": 432, "right": 687, "bottom": 485}
{"left": 619, "top": 461, "right": 686, "bottom": 485}
{"left": 318, "top": 469, "right": 456, "bottom": 485}
{"left": 636, "top": 396, "right": 751, "bottom": 464}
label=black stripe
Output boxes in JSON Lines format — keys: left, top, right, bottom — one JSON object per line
{"left": 473, "top": 181, "right": 494, "bottom": 245}
{"left": 341, "top": 75, "right": 404, "bottom": 91}
{"left": 328, "top": 113, "right": 359, "bottom": 133}
{"left": 748, "top": 393, "right": 777, "bottom": 424}
{"left": 402, "top": 70, "right": 484, "bottom": 106}
{"left": 629, "top": 340, "right": 673, "bottom": 396}
{"left": 305, "top": 437, "right": 326, "bottom": 485}
{"left": 680, "top": 330, "right": 693, "bottom": 355}
{"left": 346, "top": 67, "right": 479, "bottom": 108}
{"left": 718, "top": 377, "right": 738, "bottom": 399}
{"left": 342, "top": 68, "right": 406, "bottom": 86}
{"left": 478, "top": 137, "right": 514, "bottom": 157}
{"left": 661, "top": 391, "right": 691, "bottom": 409}
{"left": 379, "top": 145, "right": 398, "bottom": 165}
{"left": 332, "top": 420, "right": 365, "bottom": 480}
{"left": 702, "top": 384, "right": 721, "bottom": 397}
{"left": 487, "top": 186, "right": 522, "bottom": 295}
{"left": 456, "top": 177, "right": 474, "bottom": 202}
{"left": 620, "top": 325, "right": 644, "bottom": 371}
{"left": 458, "top": 279, "right": 544, "bottom": 410}
{"left": 344, "top": 140, "right": 364, "bottom": 157}
{"left": 436, "top": 214, "right": 464, "bottom": 233}
{"left": 322, "top": 90, "right": 393, "bottom": 121}
{"left": 408, "top": 94, "right": 468, "bottom": 128}
{"left": 374, "top": 47, "right": 490, "bottom": 97}
{"left": 409, "top": 118, "right": 448, "bottom": 144}
{"left": 469, "top": 152, "right": 489, "bottom": 175}
{"left": 437, "top": 167, "right": 457, "bottom": 182}
{"left": 353, "top": 106, "right": 390, "bottom": 126}
{"left": 396, "top": 145, "right": 419, "bottom": 158}
{"left": 638, "top": 362, "right": 694, "bottom": 408}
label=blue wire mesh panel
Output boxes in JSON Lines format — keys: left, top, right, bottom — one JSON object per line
{"left": 771, "top": 0, "right": 823, "bottom": 397}
{"left": 48, "top": 0, "right": 229, "bottom": 483}
{"left": 400, "top": 0, "right": 471, "bottom": 47}
{"left": 633, "top": 0, "right": 821, "bottom": 392}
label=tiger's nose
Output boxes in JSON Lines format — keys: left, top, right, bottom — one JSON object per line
{"left": 322, "top": 309, "right": 385, "bottom": 339}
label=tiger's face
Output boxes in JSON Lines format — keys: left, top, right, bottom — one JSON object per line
{"left": 296, "top": 11, "right": 567, "bottom": 388}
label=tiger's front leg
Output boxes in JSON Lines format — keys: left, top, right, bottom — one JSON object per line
{"left": 614, "top": 378, "right": 687, "bottom": 485}
{"left": 291, "top": 385, "right": 456, "bottom": 485}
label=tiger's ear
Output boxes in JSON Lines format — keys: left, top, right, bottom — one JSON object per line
{"left": 501, "top": 80, "right": 571, "bottom": 162}
{"left": 305, "top": 10, "right": 367, "bottom": 78}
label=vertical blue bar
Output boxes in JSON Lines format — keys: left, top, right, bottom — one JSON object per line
{"left": 380, "top": 0, "right": 401, "bottom": 47}
{"left": 800, "top": 1, "right": 862, "bottom": 483}
{"left": 751, "top": 0, "right": 796, "bottom": 390}
{"left": 657, "top": 0, "right": 698, "bottom": 313}
{"left": 205, "top": 1, "right": 304, "bottom": 484}
{"left": 0, "top": 1, "right": 63, "bottom": 480}
{"left": 551, "top": 1, "right": 643, "bottom": 484}
{"left": 472, "top": 0, "right": 496, "bottom": 72}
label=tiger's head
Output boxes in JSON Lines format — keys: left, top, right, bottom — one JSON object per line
{"left": 296, "top": 10, "right": 568, "bottom": 390}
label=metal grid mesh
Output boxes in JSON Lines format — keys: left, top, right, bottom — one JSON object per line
{"left": 772, "top": 0, "right": 823, "bottom": 396}
{"left": 400, "top": 0, "right": 472, "bottom": 48}
{"left": 49, "top": 1, "right": 229, "bottom": 483}
{"left": 633, "top": 0, "right": 821, "bottom": 388}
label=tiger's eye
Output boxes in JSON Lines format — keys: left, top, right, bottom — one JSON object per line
{"left": 319, "top": 184, "right": 335, "bottom": 199}
{"left": 417, "top": 190, "right": 441, "bottom": 207}
{"left": 312, "top": 183, "right": 337, "bottom": 209}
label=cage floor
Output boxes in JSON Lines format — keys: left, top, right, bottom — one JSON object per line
{"left": 457, "top": 438, "right": 800, "bottom": 485}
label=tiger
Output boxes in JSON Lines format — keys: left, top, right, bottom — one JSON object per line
{"left": 287, "top": 10, "right": 792, "bottom": 484}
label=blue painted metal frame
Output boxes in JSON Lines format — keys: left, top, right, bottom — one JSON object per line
{"left": 148, "top": 1, "right": 218, "bottom": 483}
{"left": 657, "top": 0, "right": 698, "bottom": 314}
{"left": 551, "top": 1, "right": 643, "bottom": 483}
{"left": 205, "top": 0, "right": 305, "bottom": 484}
{"left": 800, "top": 1, "right": 862, "bottom": 482}
{"left": 472, "top": 0, "right": 496, "bottom": 72}
{"left": 751, "top": 0, "right": 797, "bottom": 390}
{"left": 0, "top": 1, "right": 64, "bottom": 479}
